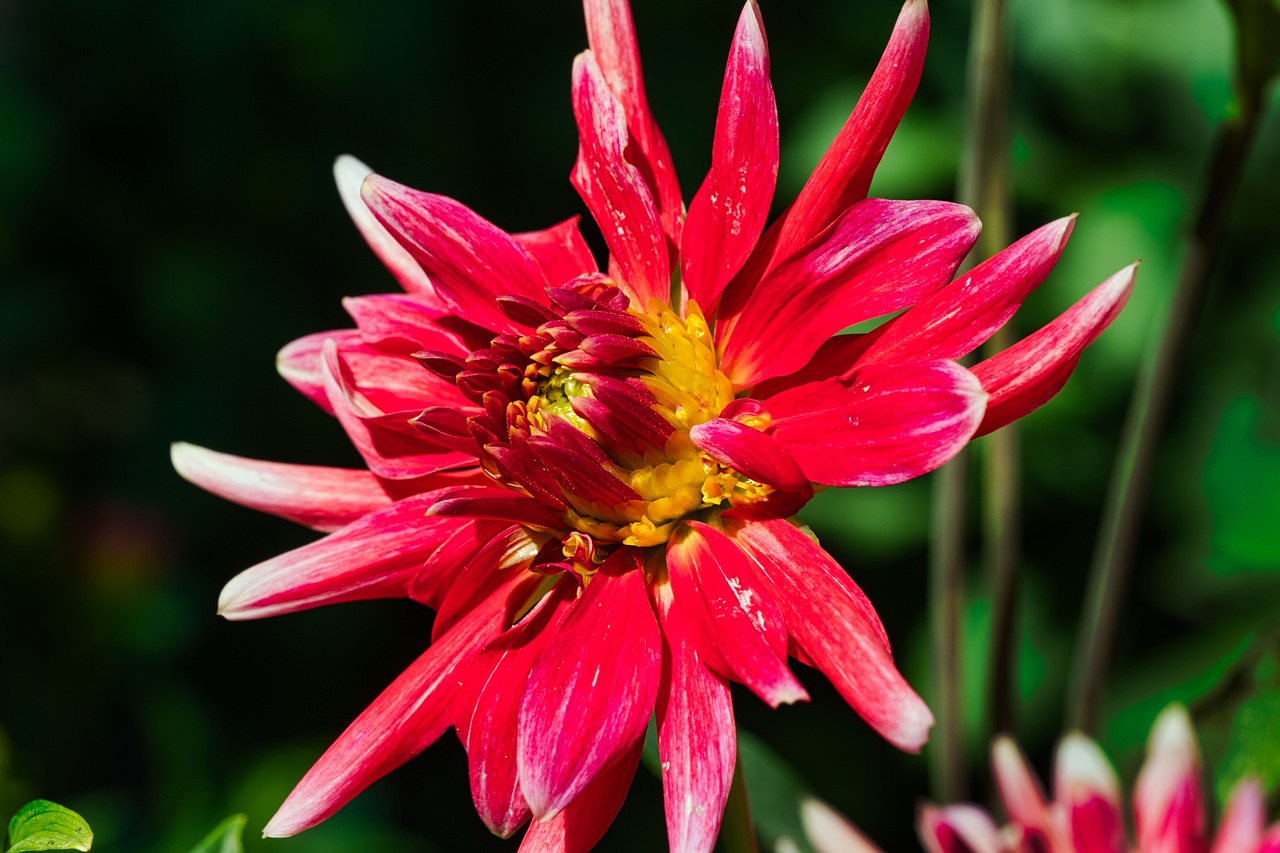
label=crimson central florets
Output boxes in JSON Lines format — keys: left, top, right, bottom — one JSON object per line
{"left": 414, "top": 275, "right": 778, "bottom": 552}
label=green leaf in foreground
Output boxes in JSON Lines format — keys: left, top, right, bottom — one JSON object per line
{"left": 5, "top": 800, "right": 92, "bottom": 853}
{"left": 186, "top": 814, "right": 247, "bottom": 853}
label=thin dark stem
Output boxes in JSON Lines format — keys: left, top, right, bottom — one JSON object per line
{"left": 718, "top": 755, "right": 759, "bottom": 853}
{"left": 958, "top": 0, "right": 1019, "bottom": 741}
{"left": 1068, "top": 106, "right": 1264, "bottom": 733}
{"left": 929, "top": 458, "right": 968, "bottom": 803}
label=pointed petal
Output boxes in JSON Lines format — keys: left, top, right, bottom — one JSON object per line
{"left": 570, "top": 51, "right": 669, "bottom": 306}
{"left": 343, "top": 292, "right": 488, "bottom": 357}
{"left": 426, "top": 489, "right": 567, "bottom": 531}
{"left": 917, "top": 804, "right": 1004, "bottom": 853}
{"left": 764, "top": 361, "right": 987, "bottom": 487}
{"left": 1210, "top": 779, "right": 1265, "bottom": 853}
{"left": 651, "top": 579, "right": 736, "bottom": 853}
{"left": 334, "top": 154, "right": 437, "bottom": 298}
{"left": 667, "top": 521, "right": 808, "bottom": 708}
{"left": 407, "top": 518, "right": 523, "bottom": 611}
{"left": 216, "top": 491, "right": 464, "bottom": 620}
{"left": 518, "top": 553, "right": 661, "bottom": 820}
{"left": 581, "top": 0, "right": 683, "bottom": 247}
{"left": 513, "top": 216, "right": 600, "bottom": 288}
{"left": 725, "top": 513, "right": 932, "bottom": 750}
{"left": 991, "top": 737, "right": 1051, "bottom": 833}
{"left": 171, "top": 442, "right": 392, "bottom": 532}
{"left": 769, "top": 0, "right": 929, "bottom": 259}
{"left": 1054, "top": 732, "right": 1123, "bottom": 811}
{"left": 1133, "top": 704, "right": 1205, "bottom": 853}
{"left": 431, "top": 524, "right": 542, "bottom": 641}
{"left": 856, "top": 216, "right": 1078, "bottom": 367}
{"left": 321, "top": 339, "right": 476, "bottom": 478}
{"left": 361, "top": 174, "right": 549, "bottom": 332}
{"left": 277, "top": 329, "right": 353, "bottom": 414}
{"left": 682, "top": 1, "right": 778, "bottom": 309}
{"left": 518, "top": 739, "right": 643, "bottom": 853}
{"left": 262, "top": 568, "right": 542, "bottom": 837}
{"left": 972, "top": 263, "right": 1136, "bottom": 436}
{"left": 689, "top": 417, "right": 813, "bottom": 515}
{"left": 801, "top": 798, "right": 885, "bottom": 853}
{"left": 466, "top": 582, "right": 576, "bottom": 838}
{"left": 718, "top": 199, "right": 980, "bottom": 388}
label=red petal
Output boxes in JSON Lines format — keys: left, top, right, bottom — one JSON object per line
{"left": 517, "top": 553, "right": 661, "bottom": 820}
{"left": 764, "top": 361, "right": 987, "bottom": 487}
{"left": 581, "top": 0, "right": 683, "bottom": 249}
{"left": 718, "top": 199, "right": 979, "bottom": 388}
{"left": 518, "top": 738, "right": 644, "bottom": 853}
{"left": 216, "top": 491, "right": 466, "bottom": 620}
{"left": 262, "top": 568, "right": 543, "bottom": 837}
{"left": 688, "top": 417, "right": 813, "bottom": 515}
{"left": 667, "top": 521, "right": 807, "bottom": 708}
{"left": 916, "top": 804, "right": 1004, "bottom": 853}
{"left": 972, "top": 263, "right": 1135, "bottom": 436}
{"left": 361, "top": 174, "right": 549, "bottom": 332}
{"left": 333, "top": 154, "right": 437, "bottom": 299}
{"left": 570, "top": 51, "right": 670, "bottom": 307}
{"left": 856, "top": 216, "right": 1077, "bottom": 367}
{"left": 171, "top": 442, "right": 392, "bottom": 532}
{"left": 725, "top": 513, "right": 932, "bottom": 751}
{"left": 767, "top": 0, "right": 929, "bottom": 260}
{"left": 513, "top": 216, "right": 600, "bottom": 288}
{"left": 465, "top": 582, "right": 577, "bottom": 838}
{"left": 682, "top": 1, "right": 778, "bottom": 310}
{"left": 426, "top": 489, "right": 567, "bottom": 531}
{"left": 652, "top": 580, "right": 736, "bottom": 853}
{"left": 343, "top": 292, "right": 488, "bottom": 357}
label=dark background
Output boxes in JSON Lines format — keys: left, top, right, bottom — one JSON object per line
{"left": 3, "top": 0, "right": 1279, "bottom": 849}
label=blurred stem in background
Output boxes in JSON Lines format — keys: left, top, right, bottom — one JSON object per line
{"left": 1068, "top": 0, "right": 1280, "bottom": 734}
{"left": 930, "top": 0, "right": 1014, "bottom": 802}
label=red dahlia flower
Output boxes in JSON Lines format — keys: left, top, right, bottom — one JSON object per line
{"left": 173, "top": 0, "right": 1134, "bottom": 849}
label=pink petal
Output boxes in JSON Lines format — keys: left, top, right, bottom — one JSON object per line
{"left": 917, "top": 803, "right": 1005, "bottom": 853}
{"left": 321, "top": 339, "right": 476, "bottom": 479}
{"left": 361, "top": 174, "right": 549, "bottom": 332}
{"left": 1210, "top": 779, "right": 1265, "bottom": 853}
{"left": 972, "top": 263, "right": 1136, "bottom": 436}
{"left": 681, "top": 1, "right": 778, "bottom": 310}
{"left": 581, "top": 0, "right": 683, "bottom": 249}
{"left": 1069, "top": 791, "right": 1127, "bottom": 853}
{"left": 277, "top": 329, "right": 353, "bottom": 414}
{"left": 570, "top": 51, "right": 669, "bottom": 307}
{"left": 343, "top": 292, "right": 488, "bottom": 358}
{"left": 216, "top": 491, "right": 466, "bottom": 620}
{"left": 171, "top": 442, "right": 393, "bottom": 532}
{"left": 513, "top": 216, "right": 600, "bottom": 288}
{"left": 1133, "top": 704, "right": 1205, "bottom": 853}
{"left": 407, "top": 519, "right": 524, "bottom": 611}
{"left": 666, "top": 521, "right": 808, "bottom": 708}
{"left": 426, "top": 490, "right": 567, "bottom": 530}
{"left": 333, "top": 154, "right": 437, "bottom": 299}
{"left": 518, "top": 739, "right": 644, "bottom": 853}
{"left": 800, "top": 798, "right": 886, "bottom": 853}
{"left": 748, "top": 333, "right": 876, "bottom": 400}
{"left": 651, "top": 579, "right": 736, "bottom": 853}
{"left": 464, "top": 581, "right": 577, "bottom": 838}
{"left": 1054, "top": 732, "right": 1123, "bottom": 815}
{"left": 725, "top": 512, "right": 932, "bottom": 751}
{"left": 856, "top": 216, "right": 1077, "bottom": 367}
{"left": 764, "top": 361, "right": 987, "bottom": 487}
{"left": 1258, "top": 824, "right": 1280, "bottom": 853}
{"left": 990, "top": 737, "right": 1052, "bottom": 836}
{"left": 689, "top": 417, "right": 813, "bottom": 516}
{"left": 768, "top": 0, "right": 929, "bottom": 260}
{"left": 262, "top": 568, "right": 543, "bottom": 837}
{"left": 517, "top": 553, "right": 661, "bottom": 820}
{"left": 718, "top": 199, "right": 980, "bottom": 388}
{"left": 430, "top": 524, "right": 543, "bottom": 641}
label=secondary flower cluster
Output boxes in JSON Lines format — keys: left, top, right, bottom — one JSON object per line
{"left": 917, "top": 705, "right": 1280, "bottom": 853}
{"left": 174, "top": 0, "right": 1134, "bottom": 850}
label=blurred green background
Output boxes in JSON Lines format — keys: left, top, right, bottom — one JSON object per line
{"left": 2, "top": 0, "right": 1278, "bottom": 849}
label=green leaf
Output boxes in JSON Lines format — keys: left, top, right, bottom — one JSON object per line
{"left": 186, "top": 814, "right": 247, "bottom": 853}
{"left": 5, "top": 800, "right": 92, "bottom": 853}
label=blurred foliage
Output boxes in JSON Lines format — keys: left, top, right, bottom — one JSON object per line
{"left": 1, "top": 0, "right": 1278, "bottom": 850}
{"left": 188, "top": 814, "right": 247, "bottom": 853}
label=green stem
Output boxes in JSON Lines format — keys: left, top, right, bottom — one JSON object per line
{"left": 959, "top": 0, "right": 1019, "bottom": 742}
{"left": 929, "top": 458, "right": 969, "bottom": 803}
{"left": 1068, "top": 104, "right": 1265, "bottom": 734}
{"left": 718, "top": 756, "right": 759, "bottom": 853}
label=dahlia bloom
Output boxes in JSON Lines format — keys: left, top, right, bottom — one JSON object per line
{"left": 918, "top": 704, "right": 1280, "bottom": 853}
{"left": 173, "top": 0, "right": 1134, "bottom": 849}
